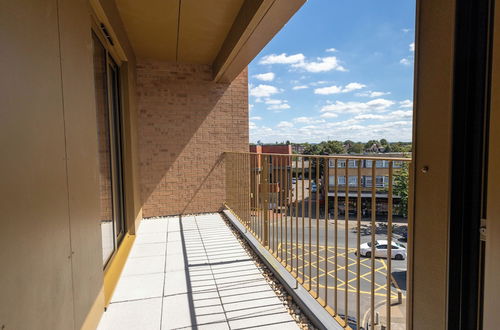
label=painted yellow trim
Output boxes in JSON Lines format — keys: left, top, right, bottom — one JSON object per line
{"left": 80, "top": 288, "right": 105, "bottom": 330}
{"left": 103, "top": 233, "right": 136, "bottom": 306}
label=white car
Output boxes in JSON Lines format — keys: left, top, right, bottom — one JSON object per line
{"left": 358, "top": 240, "right": 407, "bottom": 260}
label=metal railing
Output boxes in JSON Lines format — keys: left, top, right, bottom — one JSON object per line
{"left": 224, "top": 152, "right": 411, "bottom": 330}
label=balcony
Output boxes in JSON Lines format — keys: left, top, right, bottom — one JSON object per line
{"left": 99, "top": 152, "right": 410, "bottom": 330}
{"left": 224, "top": 152, "right": 411, "bottom": 329}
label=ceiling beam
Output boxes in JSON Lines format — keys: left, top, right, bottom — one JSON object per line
{"left": 212, "top": 0, "right": 306, "bottom": 83}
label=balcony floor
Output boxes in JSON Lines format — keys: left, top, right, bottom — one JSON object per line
{"left": 98, "top": 213, "right": 298, "bottom": 330}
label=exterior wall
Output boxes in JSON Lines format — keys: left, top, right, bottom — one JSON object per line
{"left": 0, "top": 1, "right": 103, "bottom": 329}
{"left": 137, "top": 61, "right": 248, "bottom": 217}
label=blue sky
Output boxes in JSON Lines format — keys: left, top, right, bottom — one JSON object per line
{"left": 248, "top": 0, "right": 416, "bottom": 143}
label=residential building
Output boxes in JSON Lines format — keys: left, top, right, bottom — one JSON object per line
{"left": 326, "top": 153, "right": 410, "bottom": 218}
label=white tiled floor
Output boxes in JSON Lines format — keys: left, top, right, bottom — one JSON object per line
{"left": 98, "top": 213, "right": 298, "bottom": 330}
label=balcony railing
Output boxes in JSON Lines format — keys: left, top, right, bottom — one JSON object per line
{"left": 224, "top": 151, "right": 411, "bottom": 330}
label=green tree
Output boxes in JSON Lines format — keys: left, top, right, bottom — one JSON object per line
{"left": 394, "top": 162, "right": 409, "bottom": 217}
{"left": 348, "top": 142, "right": 364, "bottom": 154}
{"left": 365, "top": 139, "right": 380, "bottom": 150}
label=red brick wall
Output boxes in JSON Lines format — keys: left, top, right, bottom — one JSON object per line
{"left": 136, "top": 60, "right": 248, "bottom": 217}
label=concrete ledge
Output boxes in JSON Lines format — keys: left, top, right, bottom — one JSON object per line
{"left": 222, "top": 209, "right": 344, "bottom": 330}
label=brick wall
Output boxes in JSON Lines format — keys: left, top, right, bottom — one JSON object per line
{"left": 136, "top": 60, "right": 248, "bottom": 217}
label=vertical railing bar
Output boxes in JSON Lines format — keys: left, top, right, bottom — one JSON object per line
{"left": 276, "top": 156, "right": 283, "bottom": 258}
{"left": 324, "top": 157, "right": 329, "bottom": 306}
{"left": 255, "top": 155, "right": 259, "bottom": 236}
{"left": 282, "top": 155, "right": 286, "bottom": 261}
{"left": 345, "top": 158, "right": 349, "bottom": 325}
{"left": 285, "top": 155, "right": 289, "bottom": 267}
{"left": 237, "top": 153, "right": 240, "bottom": 222}
{"left": 301, "top": 157, "right": 306, "bottom": 280}
{"left": 387, "top": 161, "right": 393, "bottom": 330}
{"left": 371, "top": 163, "right": 376, "bottom": 328}
{"left": 295, "top": 156, "right": 299, "bottom": 276}
{"left": 308, "top": 157, "right": 313, "bottom": 290}
{"left": 265, "top": 155, "right": 270, "bottom": 247}
{"left": 260, "top": 154, "right": 263, "bottom": 241}
{"left": 276, "top": 159, "right": 279, "bottom": 256}
{"left": 271, "top": 157, "right": 275, "bottom": 254}
{"left": 357, "top": 159, "right": 362, "bottom": 330}
{"left": 279, "top": 156, "right": 283, "bottom": 261}
{"left": 248, "top": 154, "right": 251, "bottom": 228}
{"left": 334, "top": 158, "right": 339, "bottom": 313}
{"left": 315, "top": 158, "right": 320, "bottom": 296}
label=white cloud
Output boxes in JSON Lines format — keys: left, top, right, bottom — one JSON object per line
{"left": 354, "top": 114, "right": 386, "bottom": 120}
{"left": 293, "top": 56, "right": 347, "bottom": 73}
{"left": 250, "top": 116, "right": 262, "bottom": 121}
{"left": 277, "top": 121, "right": 294, "bottom": 128}
{"left": 409, "top": 42, "right": 415, "bottom": 52}
{"left": 321, "top": 98, "right": 395, "bottom": 114}
{"left": 292, "top": 85, "right": 308, "bottom": 90}
{"left": 400, "top": 57, "right": 412, "bottom": 66}
{"left": 357, "top": 91, "right": 391, "bottom": 97}
{"left": 390, "top": 110, "right": 413, "bottom": 119}
{"left": 250, "top": 117, "right": 412, "bottom": 143}
{"left": 268, "top": 104, "right": 291, "bottom": 110}
{"left": 320, "top": 113, "right": 338, "bottom": 119}
{"left": 399, "top": 100, "right": 413, "bottom": 108}
{"left": 253, "top": 72, "right": 275, "bottom": 81}
{"left": 262, "top": 98, "right": 290, "bottom": 110}
{"left": 250, "top": 84, "right": 279, "bottom": 98}
{"left": 369, "top": 91, "right": 390, "bottom": 97}
{"left": 314, "top": 82, "right": 366, "bottom": 95}
{"left": 314, "top": 85, "right": 342, "bottom": 95}
{"left": 260, "top": 53, "right": 305, "bottom": 65}
{"left": 260, "top": 53, "right": 346, "bottom": 73}
{"left": 293, "top": 117, "right": 326, "bottom": 124}
{"left": 343, "top": 82, "right": 366, "bottom": 93}
{"left": 264, "top": 99, "right": 284, "bottom": 105}
{"left": 402, "top": 28, "right": 411, "bottom": 33}
{"left": 326, "top": 48, "right": 338, "bottom": 53}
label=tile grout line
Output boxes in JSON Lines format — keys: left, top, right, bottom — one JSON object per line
{"left": 193, "top": 216, "right": 232, "bottom": 329}
{"left": 159, "top": 217, "right": 170, "bottom": 329}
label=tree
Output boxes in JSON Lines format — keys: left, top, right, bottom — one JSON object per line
{"left": 365, "top": 139, "right": 380, "bottom": 150}
{"left": 394, "top": 162, "right": 409, "bottom": 217}
{"left": 380, "top": 138, "right": 388, "bottom": 146}
{"left": 348, "top": 142, "right": 364, "bottom": 154}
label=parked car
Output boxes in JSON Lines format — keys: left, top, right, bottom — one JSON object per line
{"left": 358, "top": 240, "right": 407, "bottom": 260}
{"left": 292, "top": 177, "right": 297, "bottom": 184}
{"left": 310, "top": 182, "right": 317, "bottom": 192}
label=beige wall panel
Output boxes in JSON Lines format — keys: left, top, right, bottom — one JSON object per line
{"left": 483, "top": 1, "right": 500, "bottom": 327}
{"left": 178, "top": 0, "right": 244, "bottom": 64}
{"left": 115, "top": 0, "right": 179, "bottom": 62}
{"left": 411, "top": 0, "right": 455, "bottom": 328}
{"left": 57, "top": 0, "right": 105, "bottom": 327}
{"left": 0, "top": 0, "right": 75, "bottom": 329}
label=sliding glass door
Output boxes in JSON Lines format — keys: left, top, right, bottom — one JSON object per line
{"left": 92, "top": 33, "right": 126, "bottom": 266}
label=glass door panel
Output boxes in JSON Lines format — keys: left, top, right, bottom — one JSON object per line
{"left": 92, "top": 33, "right": 126, "bottom": 266}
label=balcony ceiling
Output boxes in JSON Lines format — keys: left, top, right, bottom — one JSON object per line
{"left": 116, "top": 0, "right": 245, "bottom": 64}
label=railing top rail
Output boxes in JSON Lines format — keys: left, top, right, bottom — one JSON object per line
{"left": 224, "top": 151, "right": 412, "bottom": 162}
